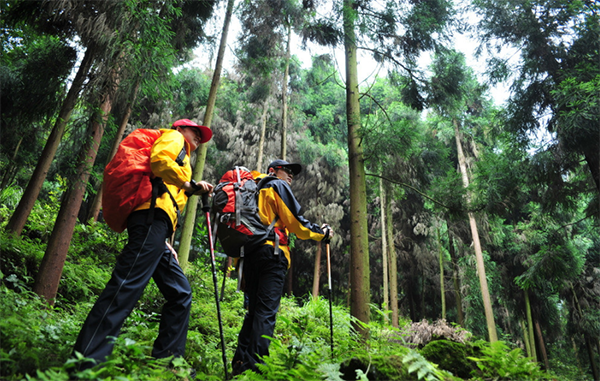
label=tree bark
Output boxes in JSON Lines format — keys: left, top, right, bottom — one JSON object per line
{"left": 256, "top": 101, "right": 269, "bottom": 171}
{"left": 534, "top": 318, "right": 550, "bottom": 370}
{"left": 585, "top": 336, "right": 599, "bottom": 381}
{"left": 521, "top": 319, "right": 532, "bottom": 358}
{"left": 454, "top": 119, "right": 497, "bottom": 342}
{"left": 0, "top": 136, "right": 23, "bottom": 191}
{"left": 280, "top": 22, "right": 291, "bottom": 160}
{"left": 312, "top": 241, "right": 322, "bottom": 299}
{"left": 344, "top": 0, "right": 370, "bottom": 338}
{"left": 386, "top": 185, "right": 398, "bottom": 327}
{"left": 34, "top": 72, "right": 116, "bottom": 304}
{"left": 437, "top": 224, "right": 446, "bottom": 320}
{"left": 177, "top": 0, "right": 235, "bottom": 271}
{"left": 524, "top": 288, "right": 538, "bottom": 361}
{"left": 380, "top": 177, "right": 389, "bottom": 320}
{"left": 583, "top": 146, "right": 600, "bottom": 193}
{"left": 6, "top": 45, "right": 95, "bottom": 236}
{"left": 447, "top": 228, "right": 464, "bottom": 327}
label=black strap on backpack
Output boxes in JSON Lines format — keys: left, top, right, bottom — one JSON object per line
{"left": 147, "top": 177, "right": 182, "bottom": 229}
{"left": 145, "top": 144, "right": 187, "bottom": 228}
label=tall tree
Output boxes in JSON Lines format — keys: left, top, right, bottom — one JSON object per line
{"left": 178, "top": 0, "right": 236, "bottom": 270}
{"left": 343, "top": 0, "right": 371, "bottom": 336}
{"left": 428, "top": 50, "right": 498, "bottom": 341}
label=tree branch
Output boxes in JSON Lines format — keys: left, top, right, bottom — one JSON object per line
{"left": 366, "top": 172, "right": 451, "bottom": 210}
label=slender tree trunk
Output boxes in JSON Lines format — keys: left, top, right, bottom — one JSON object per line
{"left": 344, "top": 0, "right": 370, "bottom": 337}
{"left": 524, "top": 288, "right": 538, "bottom": 361}
{"left": 386, "top": 185, "right": 398, "bottom": 327}
{"left": 177, "top": 0, "right": 235, "bottom": 270}
{"left": 572, "top": 283, "right": 600, "bottom": 380}
{"left": 6, "top": 45, "right": 95, "bottom": 236}
{"left": 34, "top": 74, "right": 116, "bottom": 305}
{"left": 437, "top": 224, "right": 446, "bottom": 320}
{"left": 86, "top": 79, "right": 140, "bottom": 223}
{"left": 256, "top": 102, "right": 268, "bottom": 171}
{"left": 0, "top": 136, "right": 23, "bottom": 191}
{"left": 312, "top": 241, "right": 322, "bottom": 299}
{"left": 280, "top": 22, "right": 291, "bottom": 160}
{"left": 521, "top": 319, "right": 532, "bottom": 358}
{"left": 534, "top": 318, "right": 550, "bottom": 370}
{"left": 447, "top": 228, "right": 464, "bottom": 327}
{"left": 583, "top": 144, "right": 599, "bottom": 192}
{"left": 285, "top": 250, "right": 293, "bottom": 296}
{"left": 380, "top": 177, "right": 389, "bottom": 320}
{"left": 453, "top": 119, "right": 497, "bottom": 342}
{"left": 585, "top": 337, "right": 599, "bottom": 381}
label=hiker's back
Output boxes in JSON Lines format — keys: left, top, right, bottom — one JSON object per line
{"left": 211, "top": 167, "right": 277, "bottom": 257}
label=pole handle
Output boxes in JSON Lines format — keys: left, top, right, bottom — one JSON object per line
{"left": 201, "top": 192, "right": 210, "bottom": 213}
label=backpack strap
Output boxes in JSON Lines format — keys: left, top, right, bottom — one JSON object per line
{"left": 146, "top": 177, "right": 182, "bottom": 229}
{"left": 146, "top": 142, "right": 186, "bottom": 227}
{"left": 175, "top": 145, "right": 187, "bottom": 166}
{"left": 256, "top": 175, "right": 281, "bottom": 255}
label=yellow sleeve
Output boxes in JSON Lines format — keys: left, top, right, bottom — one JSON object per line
{"left": 150, "top": 129, "right": 192, "bottom": 188}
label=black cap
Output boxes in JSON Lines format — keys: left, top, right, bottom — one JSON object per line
{"left": 267, "top": 159, "right": 302, "bottom": 175}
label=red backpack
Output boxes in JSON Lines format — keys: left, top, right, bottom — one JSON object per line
{"left": 211, "top": 167, "right": 278, "bottom": 257}
{"left": 102, "top": 129, "right": 182, "bottom": 233}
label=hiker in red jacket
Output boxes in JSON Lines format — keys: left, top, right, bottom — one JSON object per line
{"left": 72, "top": 119, "right": 213, "bottom": 372}
{"left": 231, "top": 159, "right": 334, "bottom": 375}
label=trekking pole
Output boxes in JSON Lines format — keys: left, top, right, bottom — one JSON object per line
{"left": 201, "top": 193, "right": 229, "bottom": 380}
{"left": 326, "top": 240, "right": 334, "bottom": 359}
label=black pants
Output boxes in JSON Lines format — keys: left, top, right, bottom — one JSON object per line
{"left": 232, "top": 245, "right": 288, "bottom": 373}
{"left": 72, "top": 210, "right": 192, "bottom": 368}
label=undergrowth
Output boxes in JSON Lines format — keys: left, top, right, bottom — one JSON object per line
{"left": 0, "top": 187, "right": 552, "bottom": 380}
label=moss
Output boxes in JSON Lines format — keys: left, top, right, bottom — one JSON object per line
{"left": 420, "top": 339, "right": 476, "bottom": 379}
{"left": 340, "top": 354, "right": 414, "bottom": 381}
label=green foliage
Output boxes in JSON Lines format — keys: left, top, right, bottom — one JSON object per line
{"left": 467, "top": 341, "right": 550, "bottom": 380}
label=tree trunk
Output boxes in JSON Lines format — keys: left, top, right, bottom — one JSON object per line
{"left": 0, "top": 136, "right": 23, "bottom": 191}
{"left": 285, "top": 250, "right": 294, "bottom": 296}
{"left": 583, "top": 128, "right": 599, "bottom": 192}
{"left": 386, "top": 185, "right": 398, "bottom": 327}
{"left": 521, "top": 319, "right": 532, "bottom": 358}
{"left": 6, "top": 45, "right": 96, "bottom": 236}
{"left": 524, "top": 288, "right": 538, "bottom": 361}
{"left": 585, "top": 336, "right": 600, "bottom": 381}
{"left": 453, "top": 119, "right": 497, "bottom": 342}
{"left": 437, "top": 224, "right": 446, "bottom": 320}
{"left": 177, "top": 0, "right": 235, "bottom": 271}
{"left": 280, "top": 22, "right": 291, "bottom": 160}
{"left": 86, "top": 79, "right": 140, "bottom": 223}
{"left": 380, "top": 177, "right": 389, "bottom": 320}
{"left": 534, "top": 318, "right": 550, "bottom": 370}
{"left": 447, "top": 228, "right": 464, "bottom": 327}
{"left": 344, "top": 0, "right": 370, "bottom": 338}
{"left": 312, "top": 241, "right": 322, "bottom": 299}
{"left": 34, "top": 74, "right": 116, "bottom": 305}
{"left": 256, "top": 102, "right": 269, "bottom": 171}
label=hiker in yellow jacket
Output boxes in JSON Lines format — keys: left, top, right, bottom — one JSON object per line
{"left": 72, "top": 120, "right": 213, "bottom": 373}
{"left": 232, "top": 159, "right": 334, "bottom": 375}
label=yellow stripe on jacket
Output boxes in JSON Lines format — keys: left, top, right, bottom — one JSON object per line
{"left": 256, "top": 176, "right": 327, "bottom": 267}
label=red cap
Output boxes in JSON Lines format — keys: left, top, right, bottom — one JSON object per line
{"left": 172, "top": 119, "right": 212, "bottom": 143}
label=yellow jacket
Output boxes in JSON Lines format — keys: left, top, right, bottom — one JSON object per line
{"left": 134, "top": 129, "right": 192, "bottom": 231}
{"left": 254, "top": 173, "right": 328, "bottom": 266}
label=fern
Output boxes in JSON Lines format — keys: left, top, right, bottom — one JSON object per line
{"left": 403, "top": 349, "right": 447, "bottom": 381}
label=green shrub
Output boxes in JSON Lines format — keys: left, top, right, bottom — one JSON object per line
{"left": 468, "top": 340, "right": 551, "bottom": 380}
